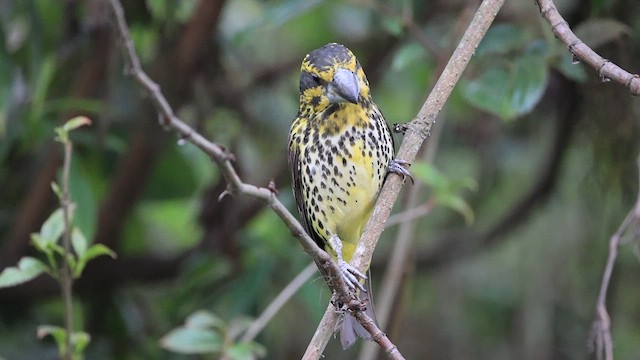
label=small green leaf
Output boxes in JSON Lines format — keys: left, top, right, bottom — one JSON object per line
{"left": 62, "top": 116, "right": 92, "bottom": 133}
{"left": 84, "top": 244, "right": 116, "bottom": 261}
{"left": 37, "top": 327, "right": 91, "bottom": 359}
{"left": 39, "top": 208, "right": 66, "bottom": 246}
{"left": 411, "top": 162, "right": 476, "bottom": 225}
{"left": 0, "top": 257, "right": 48, "bottom": 288}
{"left": 185, "top": 310, "right": 224, "bottom": 330}
{"left": 71, "top": 227, "right": 87, "bottom": 258}
{"left": 49, "top": 242, "right": 67, "bottom": 257}
{"left": 55, "top": 116, "right": 92, "bottom": 144}
{"left": 411, "top": 162, "right": 450, "bottom": 192}
{"left": 51, "top": 181, "right": 63, "bottom": 201}
{"left": 37, "top": 324, "right": 66, "bottom": 344}
{"left": 31, "top": 233, "right": 49, "bottom": 255}
{"left": 160, "top": 327, "right": 222, "bottom": 354}
{"left": 71, "top": 331, "right": 91, "bottom": 356}
{"left": 439, "top": 194, "right": 475, "bottom": 225}
{"left": 37, "top": 325, "right": 68, "bottom": 358}
{"left": 73, "top": 244, "right": 116, "bottom": 278}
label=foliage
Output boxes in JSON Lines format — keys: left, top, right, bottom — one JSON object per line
{"left": 0, "top": 117, "right": 115, "bottom": 359}
{"left": 412, "top": 161, "right": 477, "bottom": 225}
{"left": 160, "top": 310, "right": 265, "bottom": 359}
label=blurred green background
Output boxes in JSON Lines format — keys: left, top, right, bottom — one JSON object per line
{"left": 1, "top": 0, "right": 639, "bottom": 359}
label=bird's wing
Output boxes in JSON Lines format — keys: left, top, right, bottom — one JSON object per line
{"left": 288, "top": 137, "right": 326, "bottom": 250}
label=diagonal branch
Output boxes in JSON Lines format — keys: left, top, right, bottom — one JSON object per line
{"left": 535, "top": 0, "right": 640, "bottom": 95}
{"left": 303, "top": 0, "right": 507, "bottom": 356}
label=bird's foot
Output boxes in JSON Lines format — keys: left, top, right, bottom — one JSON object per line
{"left": 388, "top": 159, "right": 414, "bottom": 184}
{"left": 338, "top": 259, "right": 367, "bottom": 293}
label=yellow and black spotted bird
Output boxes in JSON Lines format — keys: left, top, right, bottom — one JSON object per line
{"left": 288, "top": 43, "right": 410, "bottom": 349}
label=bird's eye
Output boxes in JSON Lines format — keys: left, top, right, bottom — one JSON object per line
{"left": 300, "top": 71, "right": 322, "bottom": 92}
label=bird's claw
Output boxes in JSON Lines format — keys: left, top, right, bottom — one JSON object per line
{"left": 388, "top": 159, "right": 414, "bottom": 184}
{"left": 338, "top": 259, "right": 367, "bottom": 293}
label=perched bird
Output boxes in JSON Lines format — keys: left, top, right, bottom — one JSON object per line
{"left": 287, "top": 43, "right": 409, "bottom": 349}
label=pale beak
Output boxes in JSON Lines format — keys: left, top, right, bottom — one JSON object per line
{"left": 327, "top": 68, "right": 360, "bottom": 104}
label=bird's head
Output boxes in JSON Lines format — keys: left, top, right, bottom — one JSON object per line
{"left": 298, "top": 43, "right": 371, "bottom": 113}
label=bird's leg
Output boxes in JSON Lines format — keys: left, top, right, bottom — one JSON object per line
{"left": 328, "top": 234, "right": 367, "bottom": 292}
{"left": 388, "top": 159, "right": 414, "bottom": 184}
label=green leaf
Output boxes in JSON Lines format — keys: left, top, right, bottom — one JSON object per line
{"left": 37, "top": 326, "right": 91, "bottom": 359}
{"left": 39, "top": 208, "right": 66, "bottom": 246}
{"left": 56, "top": 116, "right": 92, "bottom": 144}
{"left": 37, "top": 325, "right": 67, "bottom": 353}
{"left": 70, "top": 331, "right": 91, "bottom": 356}
{"left": 506, "top": 54, "right": 548, "bottom": 119}
{"left": 85, "top": 244, "right": 116, "bottom": 261}
{"left": 411, "top": 162, "right": 451, "bottom": 192}
{"left": 461, "top": 53, "right": 548, "bottom": 120}
{"left": 461, "top": 66, "right": 509, "bottom": 118}
{"left": 476, "top": 23, "right": 527, "bottom": 57}
{"left": 411, "top": 162, "right": 476, "bottom": 225}
{"left": 73, "top": 244, "right": 116, "bottom": 278}
{"left": 439, "top": 193, "right": 475, "bottom": 226}
{"left": 161, "top": 310, "right": 226, "bottom": 354}
{"left": 51, "top": 181, "right": 63, "bottom": 201}
{"left": 62, "top": 116, "right": 92, "bottom": 133}
{"left": 31, "top": 234, "right": 49, "bottom": 255}
{"left": 71, "top": 227, "right": 87, "bottom": 258}
{"left": 160, "top": 327, "right": 222, "bottom": 354}
{"left": 0, "top": 257, "right": 48, "bottom": 288}
{"left": 49, "top": 243, "right": 67, "bottom": 257}
{"left": 185, "top": 310, "right": 224, "bottom": 330}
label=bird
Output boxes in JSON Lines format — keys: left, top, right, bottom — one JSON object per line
{"left": 287, "top": 43, "right": 410, "bottom": 349}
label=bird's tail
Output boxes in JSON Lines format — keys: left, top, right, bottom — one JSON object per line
{"left": 340, "top": 272, "right": 377, "bottom": 350}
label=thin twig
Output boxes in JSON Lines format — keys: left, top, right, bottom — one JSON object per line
{"left": 60, "top": 139, "right": 74, "bottom": 360}
{"left": 590, "top": 154, "right": 640, "bottom": 360}
{"left": 535, "top": 0, "right": 640, "bottom": 95}
{"left": 241, "top": 263, "right": 317, "bottom": 342}
{"left": 107, "top": 0, "right": 390, "bottom": 353}
{"left": 303, "top": 0, "right": 506, "bottom": 357}
{"left": 385, "top": 199, "right": 436, "bottom": 228}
